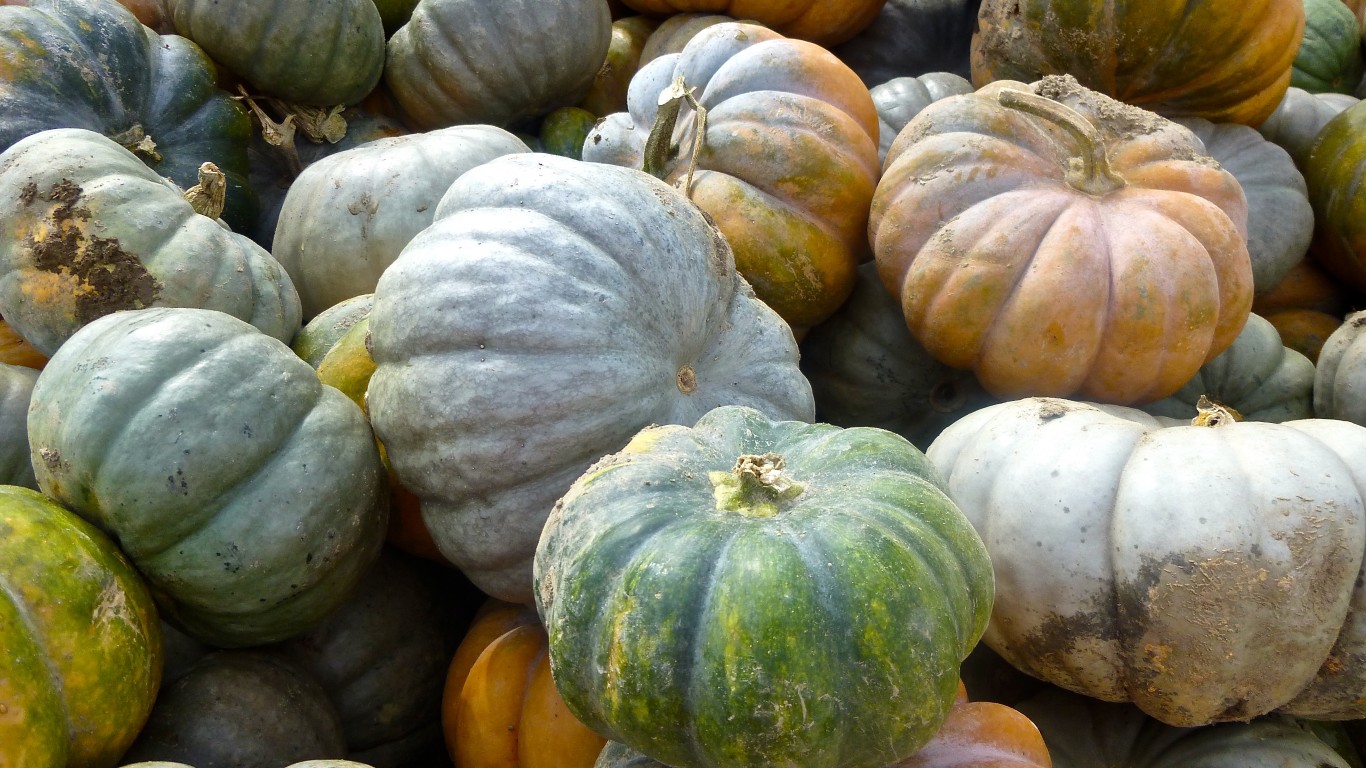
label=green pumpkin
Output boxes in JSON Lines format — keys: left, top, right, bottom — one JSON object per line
{"left": 169, "top": 0, "right": 385, "bottom": 106}
{"left": 0, "top": 128, "right": 302, "bottom": 356}
{"left": 0, "top": 485, "right": 163, "bottom": 768}
{"left": 1294, "top": 0, "right": 1366, "bottom": 94}
{"left": 0, "top": 0, "right": 255, "bottom": 231}
{"left": 1305, "top": 100, "right": 1366, "bottom": 293}
{"left": 534, "top": 405, "right": 994, "bottom": 768}
{"left": 27, "top": 307, "right": 387, "bottom": 647}
{"left": 0, "top": 363, "right": 37, "bottom": 488}
{"left": 1141, "top": 313, "right": 1315, "bottom": 423}
{"left": 292, "top": 295, "right": 374, "bottom": 369}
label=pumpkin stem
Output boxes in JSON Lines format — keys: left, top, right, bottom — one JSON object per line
{"left": 236, "top": 86, "right": 303, "bottom": 178}
{"left": 183, "top": 162, "right": 227, "bottom": 221}
{"left": 111, "top": 124, "right": 162, "bottom": 163}
{"left": 1192, "top": 394, "right": 1243, "bottom": 427}
{"left": 996, "top": 87, "right": 1126, "bottom": 196}
{"left": 643, "top": 74, "right": 707, "bottom": 198}
{"left": 709, "top": 453, "right": 804, "bottom": 518}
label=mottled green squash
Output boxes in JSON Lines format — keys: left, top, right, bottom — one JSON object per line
{"left": 292, "top": 294, "right": 374, "bottom": 369}
{"left": 0, "top": 363, "right": 37, "bottom": 488}
{"left": 1294, "top": 0, "right": 1366, "bottom": 94}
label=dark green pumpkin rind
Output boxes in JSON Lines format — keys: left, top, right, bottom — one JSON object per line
{"left": 0, "top": 485, "right": 162, "bottom": 768}
{"left": 1293, "top": 0, "right": 1366, "bottom": 94}
{"left": 536, "top": 406, "right": 993, "bottom": 768}
{"left": 1306, "top": 100, "right": 1366, "bottom": 294}
{"left": 0, "top": 0, "right": 256, "bottom": 231}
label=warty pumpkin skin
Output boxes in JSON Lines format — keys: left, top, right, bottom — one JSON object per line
{"left": 583, "top": 21, "right": 881, "bottom": 333}
{"left": 27, "top": 307, "right": 388, "bottom": 647}
{"left": 970, "top": 0, "right": 1305, "bottom": 126}
{"left": 0, "top": 485, "right": 163, "bottom": 768}
{"left": 927, "top": 397, "right": 1366, "bottom": 726}
{"left": 534, "top": 405, "right": 993, "bottom": 768}
{"left": 366, "top": 153, "right": 814, "bottom": 604}
{"left": 871, "top": 76, "right": 1252, "bottom": 405}
{"left": 0, "top": 128, "right": 302, "bottom": 356}
{"left": 619, "top": 0, "right": 883, "bottom": 44}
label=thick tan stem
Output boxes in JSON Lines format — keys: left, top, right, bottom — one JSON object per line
{"left": 709, "top": 453, "right": 803, "bottom": 518}
{"left": 997, "top": 88, "right": 1126, "bottom": 196}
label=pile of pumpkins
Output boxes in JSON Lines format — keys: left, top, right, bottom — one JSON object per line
{"left": 10, "top": 0, "right": 1366, "bottom": 765}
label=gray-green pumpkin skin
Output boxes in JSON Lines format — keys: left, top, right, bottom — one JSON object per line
{"left": 1293, "top": 0, "right": 1366, "bottom": 95}
{"left": 1259, "top": 87, "right": 1359, "bottom": 169}
{"left": 1316, "top": 310, "right": 1366, "bottom": 425}
{"left": 0, "top": 363, "right": 38, "bottom": 488}
{"left": 870, "top": 72, "right": 974, "bottom": 164}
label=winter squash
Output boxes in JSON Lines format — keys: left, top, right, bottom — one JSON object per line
{"left": 444, "top": 601, "right": 606, "bottom": 767}
{"left": 1253, "top": 258, "right": 1356, "bottom": 362}
{"left": 0, "top": 0, "right": 256, "bottom": 231}
{"left": 619, "top": 0, "right": 883, "bottom": 45}
{"left": 1315, "top": 311, "right": 1366, "bottom": 424}
{"left": 366, "top": 153, "right": 814, "bottom": 604}
{"left": 1258, "top": 87, "right": 1359, "bottom": 169}
{"left": 971, "top": 0, "right": 1306, "bottom": 126}
{"left": 0, "top": 485, "right": 162, "bottom": 768}
{"left": 579, "top": 16, "right": 662, "bottom": 116}
{"left": 1295, "top": 0, "right": 1366, "bottom": 94}
{"left": 637, "top": 12, "right": 743, "bottom": 66}
{"left": 534, "top": 405, "right": 993, "bottom": 768}
{"left": 0, "top": 363, "right": 36, "bottom": 488}
{"left": 168, "top": 0, "right": 385, "bottom": 106}
{"left": 870, "top": 72, "right": 974, "bottom": 163}
{"left": 271, "top": 125, "right": 529, "bottom": 318}
{"left": 831, "top": 0, "right": 982, "bottom": 86}
{"left": 384, "top": 0, "right": 612, "bottom": 130}
{"left": 0, "top": 128, "right": 302, "bottom": 356}
{"left": 928, "top": 396, "right": 1366, "bottom": 726}
{"left": 1305, "top": 99, "right": 1366, "bottom": 294}
{"left": 1140, "top": 313, "right": 1315, "bottom": 423}
{"left": 292, "top": 294, "right": 374, "bottom": 369}
{"left": 27, "top": 307, "right": 388, "bottom": 647}
{"left": 871, "top": 76, "right": 1252, "bottom": 404}
{"left": 0, "top": 318, "right": 45, "bottom": 368}
{"left": 583, "top": 21, "right": 881, "bottom": 333}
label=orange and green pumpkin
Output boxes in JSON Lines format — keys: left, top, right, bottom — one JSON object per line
{"left": 617, "top": 0, "right": 884, "bottom": 45}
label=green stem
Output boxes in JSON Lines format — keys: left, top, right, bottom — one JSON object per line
{"left": 997, "top": 88, "right": 1126, "bottom": 196}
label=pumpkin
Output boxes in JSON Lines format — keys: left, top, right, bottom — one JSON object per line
{"left": 292, "top": 294, "right": 374, "bottom": 368}
{"left": 1140, "top": 313, "right": 1315, "bottom": 423}
{"left": 619, "top": 0, "right": 883, "bottom": 45}
{"left": 0, "top": 484, "right": 162, "bottom": 768}
{"left": 637, "top": 12, "right": 745, "bottom": 67}
{"left": 444, "top": 600, "right": 607, "bottom": 768}
{"left": 870, "top": 72, "right": 974, "bottom": 164}
{"left": 1258, "top": 87, "right": 1359, "bottom": 169}
{"left": 1016, "top": 688, "right": 1353, "bottom": 768}
{"left": 168, "top": 0, "right": 385, "bottom": 106}
{"left": 872, "top": 76, "right": 1252, "bottom": 404}
{"left": 0, "top": 318, "right": 45, "bottom": 368}
{"left": 1314, "top": 311, "right": 1366, "bottom": 424}
{"left": 0, "top": 0, "right": 256, "bottom": 231}
{"left": 579, "top": 15, "right": 662, "bottom": 116}
{"left": 1305, "top": 99, "right": 1366, "bottom": 294}
{"left": 119, "top": 651, "right": 348, "bottom": 767}
{"left": 27, "top": 307, "right": 388, "bottom": 647}
{"left": 366, "top": 152, "right": 814, "bottom": 604}
{"left": 0, "top": 128, "right": 302, "bottom": 356}
{"left": 1295, "top": 0, "right": 1366, "bottom": 94}
{"left": 830, "top": 0, "right": 982, "bottom": 86}
{"left": 0, "top": 363, "right": 36, "bottom": 488}
{"left": 927, "top": 396, "right": 1366, "bottom": 726}
{"left": 271, "top": 125, "right": 529, "bottom": 318}
{"left": 384, "top": 0, "right": 612, "bottom": 130}
{"left": 582, "top": 21, "right": 881, "bottom": 333}
{"left": 1253, "top": 257, "right": 1356, "bottom": 362}
{"left": 971, "top": 0, "right": 1305, "bottom": 126}
{"left": 1173, "top": 118, "right": 1312, "bottom": 296}
{"left": 800, "top": 262, "right": 997, "bottom": 449}
{"left": 538, "top": 107, "right": 599, "bottom": 161}
{"left": 534, "top": 404, "right": 994, "bottom": 768}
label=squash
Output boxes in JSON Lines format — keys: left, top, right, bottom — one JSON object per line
{"left": 0, "top": 128, "right": 302, "bottom": 356}
{"left": 168, "top": 0, "right": 385, "bottom": 106}
{"left": 830, "top": 0, "right": 982, "bottom": 86}
{"left": 971, "top": 0, "right": 1305, "bottom": 126}
{"left": 119, "top": 651, "right": 348, "bottom": 767}
{"left": 637, "top": 12, "right": 744, "bottom": 66}
{"left": 27, "top": 307, "right": 388, "bottom": 647}
{"left": 292, "top": 294, "right": 374, "bottom": 368}
{"left": 1173, "top": 118, "right": 1312, "bottom": 296}
{"left": 1253, "top": 257, "right": 1357, "bottom": 362}
{"left": 871, "top": 72, "right": 974, "bottom": 164}
{"left": 1305, "top": 99, "right": 1366, "bottom": 294}
{"left": 366, "top": 152, "right": 814, "bottom": 604}
{"left": 385, "top": 0, "right": 612, "bottom": 130}
{"left": 444, "top": 601, "right": 606, "bottom": 768}
{"left": 534, "top": 404, "right": 994, "bottom": 768}
{"left": 0, "top": 363, "right": 37, "bottom": 488}
{"left": 0, "top": 484, "right": 162, "bottom": 768}
{"left": 538, "top": 107, "right": 598, "bottom": 161}
{"left": 1314, "top": 311, "right": 1366, "bottom": 424}
{"left": 579, "top": 15, "right": 662, "bottom": 117}
{"left": 1258, "top": 87, "right": 1359, "bottom": 169}
{"left": 271, "top": 125, "right": 529, "bottom": 318}
{"left": 619, "top": 0, "right": 883, "bottom": 44}
{"left": 0, "top": 0, "right": 256, "bottom": 231}
{"left": 800, "top": 262, "right": 997, "bottom": 449}
{"left": 1140, "top": 313, "right": 1315, "bottom": 423}
{"left": 583, "top": 21, "right": 881, "bottom": 333}
{"left": 871, "top": 76, "right": 1252, "bottom": 404}
{"left": 0, "top": 318, "right": 45, "bottom": 369}
{"left": 927, "top": 396, "right": 1366, "bottom": 726}
{"left": 1295, "top": 0, "right": 1366, "bottom": 94}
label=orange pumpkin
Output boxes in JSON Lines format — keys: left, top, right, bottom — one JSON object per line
{"left": 0, "top": 318, "right": 46, "bottom": 369}
{"left": 896, "top": 699, "right": 1052, "bottom": 768}
{"left": 618, "top": 0, "right": 883, "bottom": 45}
{"left": 1252, "top": 258, "right": 1356, "bottom": 362}
{"left": 443, "top": 601, "right": 606, "bottom": 768}
{"left": 871, "top": 75, "right": 1252, "bottom": 404}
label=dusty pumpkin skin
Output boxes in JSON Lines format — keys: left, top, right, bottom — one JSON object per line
{"left": 583, "top": 21, "right": 881, "bottom": 334}
{"left": 970, "top": 0, "right": 1305, "bottom": 127}
{"left": 618, "top": 0, "right": 883, "bottom": 45}
{"left": 871, "top": 75, "right": 1252, "bottom": 405}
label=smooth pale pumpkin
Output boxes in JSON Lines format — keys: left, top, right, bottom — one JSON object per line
{"left": 970, "top": 0, "right": 1305, "bottom": 126}
{"left": 27, "top": 307, "right": 387, "bottom": 646}
{"left": 0, "top": 485, "right": 162, "bottom": 768}
{"left": 928, "top": 396, "right": 1366, "bottom": 726}
{"left": 0, "top": 363, "right": 36, "bottom": 488}
{"left": 872, "top": 76, "right": 1252, "bottom": 404}
{"left": 534, "top": 405, "right": 993, "bottom": 768}
{"left": 619, "top": 0, "right": 883, "bottom": 45}
{"left": 0, "top": 128, "right": 302, "bottom": 356}
{"left": 444, "top": 601, "right": 606, "bottom": 768}
{"left": 1315, "top": 311, "right": 1366, "bottom": 424}
{"left": 583, "top": 21, "right": 880, "bottom": 332}
{"left": 831, "top": 0, "right": 981, "bottom": 86}
{"left": 366, "top": 153, "right": 814, "bottom": 603}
